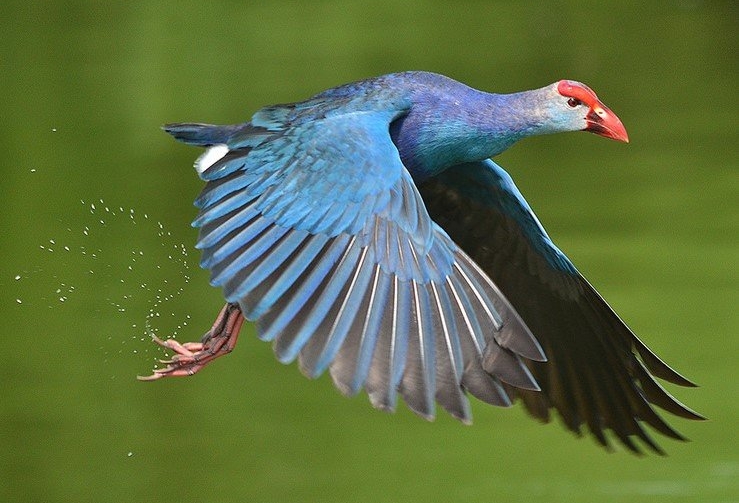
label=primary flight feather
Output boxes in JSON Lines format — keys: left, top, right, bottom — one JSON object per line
{"left": 141, "top": 71, "right": 702, "bottom": 454}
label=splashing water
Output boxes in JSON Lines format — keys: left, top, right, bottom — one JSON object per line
{"left": 14, "top": 197, "right": 198, "bottom": 358}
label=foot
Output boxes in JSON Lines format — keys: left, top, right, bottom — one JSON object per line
{"left": 138, "top": 303, "right": 244, "bottom": 381}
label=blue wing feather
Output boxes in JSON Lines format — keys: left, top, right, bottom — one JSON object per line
{"left": 430, "top": 281, "right": 471, "bottom": 420}
{"left": 309, "top": 246, "right": 377, "bottom": 377}
{"left": 399, "top": 280, "right": 437, "bottom": 418}
{"left": 195, "top": 204, "right": 260, "bottom": 250}
{"left": 348, "top": 267, "right": 391, "bottom": 393}
{"left": 191, "top": 191, "right": 257, "bottom": 230}
{"left": 194, "top": 172, "right": 252, "bottom": 209}
{"left": 224, "top": 228, "right": 310, "bottom": 301}
{"left": 203, "top": 215, "right": 271, "bottom": 271}
{"left": 262, "top": 233, "right": 352, "bottom": 345}
{"left": 291, "top": 238, "right": 363, "bottom": 368}
{"left": 279, "top": 243, "right": 358, "bottom": 360}
{"left": 175, "top": 97, "right": 543, "bottom": 423}
{"left": 248, "top": 232, "right": 331, "bottom": 320}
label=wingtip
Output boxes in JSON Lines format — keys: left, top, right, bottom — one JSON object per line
{"left": 631, "top": 333, "right": 699, "bottom": 388}
{"left": 482, "top": 344, "right": 541, "bottom": 391}
{"left": 459, "top": 416, "right": 473, "bottom": 426}
{"left": 683, "top": 408, "right": 708, "bottom": 421}
{"left": 413, "top": 410, "right": 437, "bottom": 422}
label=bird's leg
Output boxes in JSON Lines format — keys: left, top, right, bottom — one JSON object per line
{"left": 137, "top": 302, "right": 244, "bottom": 381}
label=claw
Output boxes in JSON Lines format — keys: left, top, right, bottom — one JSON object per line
{"left": 136, "top": 373, "right": 163, "bottom": 382}
{"left": 137, "top": 303, "right": 244, "bottom": 381}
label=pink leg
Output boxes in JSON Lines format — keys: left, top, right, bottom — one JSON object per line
{"left": 138, "top": 303, "right": 244, "bottom": 381}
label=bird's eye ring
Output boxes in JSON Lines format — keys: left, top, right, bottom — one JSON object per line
{"left": 567, "top": 98, "right": 582, "bottom": 108}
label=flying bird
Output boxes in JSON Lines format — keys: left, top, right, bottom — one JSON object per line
{"left": 140, "top": 71, "right": 702, "bottom": 454}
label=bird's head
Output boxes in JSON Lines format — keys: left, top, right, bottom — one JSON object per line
{"left": 549, "top": 80, "right": 629, "bottom": 142}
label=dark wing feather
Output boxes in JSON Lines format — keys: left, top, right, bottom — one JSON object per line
{"left": 418, "top": 159, "right": 703, "bottom": 453}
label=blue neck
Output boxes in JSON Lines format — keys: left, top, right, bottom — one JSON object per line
{"left": 389, "top": 81, "right": 551, "bottom": 181}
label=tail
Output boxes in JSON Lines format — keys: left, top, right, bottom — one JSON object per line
{"left": 162, "top": 123, "right": 241, "bottom": 146}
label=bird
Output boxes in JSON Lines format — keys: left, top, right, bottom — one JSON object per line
{"left": 140, "top": 71, "right": 703, "bottom": 454}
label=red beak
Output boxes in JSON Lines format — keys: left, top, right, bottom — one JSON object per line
{"left": 585, "top": 101, "right": 629, "bottom": 143}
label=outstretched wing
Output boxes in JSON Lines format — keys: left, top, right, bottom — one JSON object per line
{"left": 418, "top": 159, "right": 703, "bottom": 453}
{"left": 170, "top": 105, "right": 545, "bottom": 423}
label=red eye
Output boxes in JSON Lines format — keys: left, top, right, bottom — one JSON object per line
{"left": 567, "top": 97, "right": 582, "bottom": 108}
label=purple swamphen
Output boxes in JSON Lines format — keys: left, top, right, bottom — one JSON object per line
{"left": 140, "top": 72, "right": 702, "bottom": 454}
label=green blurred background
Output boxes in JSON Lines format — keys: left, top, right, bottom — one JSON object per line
{"left": 1, "top": 1, "right": 737, "bottom": 502}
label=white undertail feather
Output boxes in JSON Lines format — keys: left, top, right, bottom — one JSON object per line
{"left": 195, "top": 144, "right": 229, "bottom": 175}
